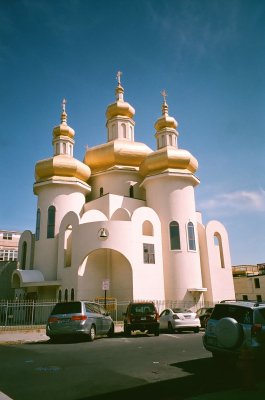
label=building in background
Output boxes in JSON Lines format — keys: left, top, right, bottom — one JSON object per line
{"left": 13, "top": 75, "right": 235, "bottom": 306}
{"left": 232, "top": 263, "right": 265, "bottom": 302}
{"left": 0, "top": 230, "right": 21, "bottom": 299}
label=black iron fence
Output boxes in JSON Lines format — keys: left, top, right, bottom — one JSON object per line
{"left": 0, "top": 298, "right": 215, "bottom": 331}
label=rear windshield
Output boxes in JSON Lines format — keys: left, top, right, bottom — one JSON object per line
{"left": 51, "top": 302, "right": 82, "bottom": 315}
{"left": 173, "top": 308, "right": 192, "bottom": 313}
{"left": 129, "top": 303, "right": 155, "bottom": 314}
{"left": 211, "top": 304, "right": 253, "bottom": 324}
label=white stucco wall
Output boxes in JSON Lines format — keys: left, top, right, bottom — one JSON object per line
{"left": 204, "top": 220, "right": 235, "bottom": 302}
{"left": 142, "top": 173, "right": 203, "bottom": 302}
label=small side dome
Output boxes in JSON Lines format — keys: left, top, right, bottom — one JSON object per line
{"left": 35, "top": 155, "right": 91, "bottom": 182}
{"left": 140, "top": 147, "right": 198, "bottom": 177}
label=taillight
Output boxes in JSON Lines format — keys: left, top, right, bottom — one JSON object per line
{"left": 251, "top": 324, "right": 262, "bottom": 335}
{"left": 71, "top": 315, "right": 87, "bottom": 321}
{"left": 48, "top": 317, "right": 59, "bottom": 323}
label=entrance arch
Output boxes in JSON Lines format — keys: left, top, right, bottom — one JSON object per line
{"left": 77, "top": 248, "right": 133, "bottom": 302}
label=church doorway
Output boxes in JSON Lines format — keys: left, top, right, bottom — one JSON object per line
{"left": 77, "top": 248, "right": 133, "bottom": 302}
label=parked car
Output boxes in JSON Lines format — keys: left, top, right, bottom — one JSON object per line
{"left": 196, "top": 307, "right": 214, "bottom": 328}
{"left": 46, "top": 301, "right": 114, "bottom": 342}
{"left": 203, "top": 300, "right": 265, "bottom": 360}
{"left": 123, "top": 302, "right": 160, "bottom": 336}
{"left": 159, "top": 308, "right": 200, "bottom": 333}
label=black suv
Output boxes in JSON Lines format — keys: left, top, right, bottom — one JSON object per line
{"left": 203, "top": 300, "right": 265, "bottom": 360}
{"left": 123, "top": 302, "right": 160, "bottom": 336}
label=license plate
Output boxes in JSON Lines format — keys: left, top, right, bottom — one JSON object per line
{"left": 58, "top": 319, "right": 70, "bottom": 323}
{"left": 141, "top": 317, "right": 146, "bottom": 321}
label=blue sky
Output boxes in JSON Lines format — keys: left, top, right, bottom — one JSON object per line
{"left": 1, "top": 0, "right": 265, "bottom": 265}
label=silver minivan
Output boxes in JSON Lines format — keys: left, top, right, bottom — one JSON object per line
{"left": 46, "top": 301, "right": 114, "bottom": 342}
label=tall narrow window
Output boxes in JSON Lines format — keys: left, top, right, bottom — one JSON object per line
{"left": 100, "top": 187, "right": 103, "bottom": 197}
{"left": 21, "top": 241, "right": 27, "bottom": 270}
{"left": 47, "top": 205, "right": 56, "bottom": 238}
{"left": 169, "top": 221, "right": 181, "bottom": 250}
{"left": 64, "top": 225, "right": 72, "bottom": 267}
{"left": 71, "top": 288, "right": 75, "bottom": 301}
{"left": 58, "top": 290, "right": 62, "bottom": 302}
{"left": 256, "top": 295, "right": 262, "bottom": 302}
{"left": 143, "top": 243, "right": 155, "bottom": 264}
{"left": 64, "top": 289, "right": 68, "bottom": 301}
{"left": 121, "top": 123, "right": 126, "bottom": 138}
{"left": 129, "top": 185, "right": 134, "bottom": 198}
{"left": 35, "top": 208, "right": 41, "bottom": 241}
{"left": 254, "top": 278, "right": 260, "bottom": 289}
{"left": 214, "top": 233, "right": 225, "bottom": 268}
{"left": 187, "top": 222, "right": 196, "bottom": 251}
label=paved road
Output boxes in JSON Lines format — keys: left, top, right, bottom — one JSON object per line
{"left": 0, "top": 331, "right": 262, "bottom": 400}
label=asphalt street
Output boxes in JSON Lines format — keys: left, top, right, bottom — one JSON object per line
{"left": 1, "top": 330, "right": 265, "bottom": 400}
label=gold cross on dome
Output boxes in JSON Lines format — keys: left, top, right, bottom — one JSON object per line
{"left": 116, "top": 71, "right": 122, "bottom": 85}
{"left": 62, "top": 98, "right": 67, "bottom": 113}
{"left": 161, "top": 89, "right": 167, "bottom": 102}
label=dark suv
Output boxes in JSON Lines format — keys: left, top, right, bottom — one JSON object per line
{"left": 123, "top": 302, "right": 160, "bottom": 336}
{"left": 203, "top": 300, "right": 265, "bottom": 360}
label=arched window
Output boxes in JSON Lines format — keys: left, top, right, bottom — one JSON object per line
{"left": 64, "top": 289, "right": 68, "bottom": 302}
{"left": 214, "top": 233, "right": 225, "bottom": 268}
{"left": 142, "top": 221, "right": 154, "bottom": 236}
{"left": 121, "top": 123, "right": 126, "bottom": 138}
{"left": 35, "top": 208, "right": 41, "bottom": 241}
{"left": 129, "top": 185, "right": 134, "bottom": 198}
{"left": 63, "top": 143, "right": 66, "bottom": 154}
{"left": 187, "top": 222, "right": 196, "bottom": 251}
{"left": 169, "top": 221, "right": 181, "bottom": 250}
{"left": 21, "top": 241, "right": 27, "bottom": 270}
{"left": 47, "top": 206, "right": 56, "bottom": 238}
{"left": 58, "top": 289, "right": 62, "bottom": 302}
{"left": 100, "top": 187, "right": 103, "bottom": 197}
{"left": 71, "top": 288, "right": 75, "bottom": 301}
{"left": 64, "top": 225, "right": 72, "bottom": 267}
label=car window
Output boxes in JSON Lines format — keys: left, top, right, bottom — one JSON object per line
{"left": 85, "top": 303, "right": 101, "bottom": 314}
{"left": 51, "top": 302, "right": 82, "bottom": 315}
{"left": 130, "top": 304, "right": 155, "bottom": 314}
{"left": 255, "top": 308, "right": 265, "bottom": 323}
{"left": 172, "top": 308, "right": 191, "bottom": 313}
{"left": 211, "top": 305, "right": 253, "bottom": 324}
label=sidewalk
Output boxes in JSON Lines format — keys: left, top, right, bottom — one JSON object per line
{"left": 0, "top": 323, "right": 124, "bottom": 344}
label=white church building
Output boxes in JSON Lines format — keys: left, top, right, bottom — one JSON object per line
{"left": 13, "top": 74, "right": 235, "bottom": 306}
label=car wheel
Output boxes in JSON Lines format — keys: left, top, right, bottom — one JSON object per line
{"left": 154, "top": 329, "right": 160, "bottom": 336}
{"left": 216, "top": 317, "right": 243, "bottom": 349}
{"left": 88, "top": 325, "right": 96, "bottom": 342}
{"left": 193, "top": 327, "right": 200, "bottom": 333}
{"left": 107, "top": 323, "right": 114, "bottom": 338}
{"left": 168, "top": 322, "right": 174, "bottom": 333}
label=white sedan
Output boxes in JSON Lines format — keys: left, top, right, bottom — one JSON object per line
{"left": 159, "top": 308, "right": 201, "bottom": 333}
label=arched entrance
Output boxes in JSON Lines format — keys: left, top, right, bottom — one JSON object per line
{"left": 77, "top": 248, "right": 133, "bottom": 302}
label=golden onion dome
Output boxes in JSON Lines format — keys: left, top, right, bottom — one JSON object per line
{"left": 106, "top": 71, "right": 135, "bottom": 120}
{"left": 154, "top": 91, "right": 178, "bottom": 131}
{"left": 140, "top": 146, "right": 198, "bottom": 177}
{"left": 35, "top": 155, "right": 91, "bottom": 182}
{"left": 53, "top": 99, "right": 75, "bottom": 139}
{"left": 84, "top": 139, "right": 153, "bottom": 174}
